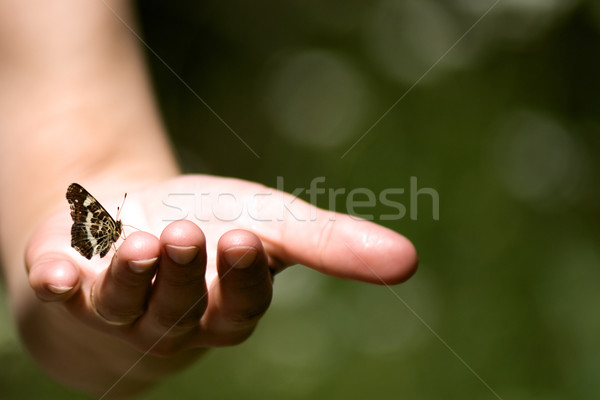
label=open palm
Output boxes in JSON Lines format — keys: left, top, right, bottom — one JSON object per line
{"left": 23, "top": 174, "right": 417, "bottom": 390}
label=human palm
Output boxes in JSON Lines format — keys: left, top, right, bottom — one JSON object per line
{"left": 25, "top": 174, "right": 418, "bottom": 357}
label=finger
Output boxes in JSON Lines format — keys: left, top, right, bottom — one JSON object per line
{"left": 159, "top": 176, "right": 418, "bottom": 284}
{"left": 27, "top": 255, "right": 80, "bottom": 301}
{"left": 255, "top": 191, "right": 418, "bottom": 284}
{"left": 199, "top": 229, "right": 271, "bottom": 346}
{"left": 25, "top": 212, "right": 81, "bottom": 301}
{"left": 91, "top": 232, "right": 159, "bottom": 326}
{"left": 286, "top": 213, "right": 418, "bottom": 284}
{"left": 136, "top": 220, "right": 207, "bottom": 338}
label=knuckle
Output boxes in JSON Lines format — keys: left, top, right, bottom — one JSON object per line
{"left": 153, "top": 312, "right": 199, "bottom": 333}
{"left": 96, "top": 303, "right": 142, "bottom": 323}
{"left": 143, "top": 340, "right": 187, "bottom": 358}
{"left": 111, "top": 268, "right": 150, "bottom": 288}
{"left": 228, "top": 296, "right": 272, "bottom": 326}
{"left": 315, "top": 218, "right": 335, "bottom": 264}
{"left": 162, "top": 269, "right": 206, "bottom": 288}
{"left": 227, "top": 267, "right": 272, "bottom": 293}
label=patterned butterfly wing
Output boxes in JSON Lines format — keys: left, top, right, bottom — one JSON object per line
{"left": 66, "top": 183, "right": 123, "bottom": 259}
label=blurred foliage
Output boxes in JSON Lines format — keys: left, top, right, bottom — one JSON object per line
{"left": 2, "top": 0, "right": 600, "bottom": 398}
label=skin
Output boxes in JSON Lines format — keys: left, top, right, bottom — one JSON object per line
{"left": 0, "top": 0, "right": 418, "bottom": 398}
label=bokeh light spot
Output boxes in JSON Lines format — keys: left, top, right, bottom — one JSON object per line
{"left": 263, "top": 49, "right": 369, "bottom": 149}
{"left": 365, "top": 0, "right": 466, "bottom": 85}
{"left": 490, "top": 111, "right": 585, "bottom": 207}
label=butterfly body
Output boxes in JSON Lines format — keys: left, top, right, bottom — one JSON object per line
{"left": 66, "top": 183, "right": 123, "bottom": 259}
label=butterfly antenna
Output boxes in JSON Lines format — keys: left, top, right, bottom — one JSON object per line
{"left": 123, "top": 224, "right": 142, "bottom": 232}
{"left": 116, "top": 192, "right": 127, "bottom": 220}
{"left": 115, "top": 192, "right": 143, "bottom": 235}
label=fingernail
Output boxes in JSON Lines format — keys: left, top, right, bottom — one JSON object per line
{"left": 128, "top": 257, "right": 158, "bottom": 273}
{"left": 47, "top": 284, "right": 73, "bottom": 294}
{"left": 224, "top": 246, "right": 258, "bottom": 269}
{"left": 165, "top": 245, "right": 199, "bottom": 265}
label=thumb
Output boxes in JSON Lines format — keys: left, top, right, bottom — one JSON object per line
{"left": 253, "top": 189, "right": 418, "bottom": 284}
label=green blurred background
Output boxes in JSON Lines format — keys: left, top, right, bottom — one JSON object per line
{"left": 2, "top": 0, "right": 600, "bottom": 398}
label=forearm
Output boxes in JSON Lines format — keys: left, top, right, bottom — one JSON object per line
{"left": 0, "top": 0, "right": 181, "bottom": 395}
{"left": 0, "top": 0, "right": 178, "bottom": 286}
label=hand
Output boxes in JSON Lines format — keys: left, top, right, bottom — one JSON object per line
{"left": 24, "top": 174, "right": 417, "bottom": 392}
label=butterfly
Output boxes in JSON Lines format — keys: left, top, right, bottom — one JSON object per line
{"left": 66, "top": 183, "right": 124, "bottom": 259}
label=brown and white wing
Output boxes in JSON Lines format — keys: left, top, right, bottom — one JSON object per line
{"left": 66, "top": 183, "right": 121, "bottom": 259}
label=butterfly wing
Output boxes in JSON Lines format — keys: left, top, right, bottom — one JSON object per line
{"left": 66, "top": 183, "right": 122, "bottom": 259}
